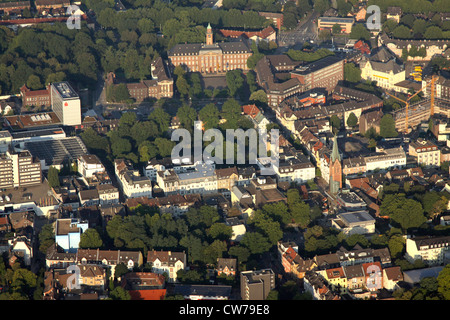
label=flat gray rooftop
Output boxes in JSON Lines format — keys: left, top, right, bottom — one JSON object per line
{"left": 52, "top": 82, "right": 79, "bottom": 99}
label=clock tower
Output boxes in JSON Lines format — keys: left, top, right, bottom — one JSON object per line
{"left": 206, "top": 23, "right": 213, "bottom": 45}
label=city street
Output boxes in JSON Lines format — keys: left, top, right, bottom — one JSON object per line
{"left": 278, "top": 11, "right": 320, "bottom": 46}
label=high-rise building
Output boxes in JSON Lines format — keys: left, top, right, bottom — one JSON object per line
{"left": 0, "top": 149, "right": 42, "bottom": 189}
{"left": 240, "top": 269, "right": 275, "bottom": 300}
{"left": 329, "top": 135, "right": 342, "bottom": 194}
{"left": 51, "top": 82, "right": 81, "bottom": 126}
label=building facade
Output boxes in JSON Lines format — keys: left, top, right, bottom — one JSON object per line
{"left": 290, "top": 56, "right": 344, "bottom": 93}
{"left": 20, "top": 84, "right": 52, "bottom": 107}
{"left": 168, "top": 23, "right": 252, "bottom": 74}
{"left": 318, "top": 17, "right": 354, "bottom": 33}
{"left": 54, "top": 218, "right": 89, "bottom": 253}
{"left": 240, "top": 269, "right": 275, "bottom": 300}
{"left": 114, "top": 159, "right": 152, "bottom": 199}
{"left": 50, "top": 82, "right": 81, "bottom": 126}
{"left": 0, "top": 149, "right": 41, "bottom": 189}
{"left": 406, "top": 236, "right": 450, "bottom": 266}
{"left": 147, "top": 250, "right": 186, "bottom": 283}
{"left": 409, "top": 138, "right": 441, "bottom": 167}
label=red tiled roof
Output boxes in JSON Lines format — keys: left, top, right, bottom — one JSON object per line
{"left": 219, "top": 25, "right": 276, "bottom": 40}
{"left": 128, "top": 289, "right": 166, "bottom": 300}
{"left": 242, "top": 104, "right": 260, "bottom": 118}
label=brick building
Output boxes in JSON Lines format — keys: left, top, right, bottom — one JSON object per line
{"left": 118, "top": 57, "right": 174, "bottom": 102}
{"left": 20, "top": 84, "right": 52, "bottom": 108}
{"left": 290, "top": 55, "right": 344, "bottom": 93}
{"left": 168, "top": 23, "right": 252, "bottom": 74}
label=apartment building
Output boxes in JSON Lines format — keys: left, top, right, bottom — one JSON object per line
{"left": 77, "top": 154, "right": 106, "bottom": 178}
{"left": 114, "top": 159, "right": 152, "bottom": 199}
{"left": 255, "top": 56, "right": 303, "bottom": 107}
{"left": 409, "top": 138, "right": 441, "bottom": 167}
{"left": 96, "top": 184, "right": 120, "bottom": 205}
{"left": 240, "top": 269, "right": 275, "bottom": 300}
{"left": 125, "top": 57, "right": 174, "bottom": 102}
{"left": 77, "top": 248, "right": 144, "bottom": 279}
{"left": 147, "top": 250, "right": 186, "bottom": 283}
{"left": 272, "top": 156, "right": 315, "bottom": 185}
{"left": 156, "top": 162, "right": 218, "bottom": 196}
{"left": 0, "top": 149, "right": 41, "bottom": 189}
{"left": 406, "top": 236, "right": 450, "bottom": 266}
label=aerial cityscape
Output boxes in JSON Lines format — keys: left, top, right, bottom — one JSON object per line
{"left": 0, "top": 0, "right": 449, "bottom": 303}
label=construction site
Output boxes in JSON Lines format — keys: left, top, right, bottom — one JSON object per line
{"left": 390, "top": 75, "right": 450, "bottom": 133}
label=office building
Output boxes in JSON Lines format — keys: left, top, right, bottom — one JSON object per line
{"left": 50, "top": 82, "right": 81, "bottom": 126}
{"left": 318, "top": 17, "right": 354, "bottom": 33}
{"left": 0, "top": 149, "right": 41, "bottom": 189}
{"left": 290, "top": 56, "right": 344, "bottom": 93}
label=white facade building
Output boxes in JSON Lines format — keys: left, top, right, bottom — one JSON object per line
{"left": 51, "top": 82, "right": 81, "bottom": 126}
{"left": 406, "top": 236, "right": 450, "bottom": 266}
{"left": 364, "top": 147, "right": 406, "bottom": 172}
{"left": 78, "top": 154, "right": 106, "bottom": 178}
{"left": 115, "top": 159, "right": 152, "bottom": 199}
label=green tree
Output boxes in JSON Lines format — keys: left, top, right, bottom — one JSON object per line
{"left": 424, "top": 26, "right": 443, "bottom": 39}
{"left": 154, "top": 137, "right": 176, "bottom": 158}
{"left": 38, "top": 224, "right": 55, "bottom": 254}
{"left": 392, "top": 25, "right": 412, "bottom": 39}
{"left": 108, "top": 83, "right": 130, "bottom": 103}
{"left": 148, "top": 107, "right": 171, "bottom": 133}
{"left": 388, "top": 234, "right": 405, "bottom": 259}
{"left": 379, "top": 114, "right": 398, "bottom": 138}
{"left": 412, "top": 19, "right": 427, "bottom": 37}
{"left": 330, "top": 114, "right": 341, "bottom": 133}
{"left": 176, "top": 104, "right": 197, "bottom": 130}
{"left": 381, "top": 194, "right": 426, "bottom": 231}
{"left": 344, "top": 63, "right": 361, "bottom": 83}
{"left": 47, "top": 166, "right": 60, "bottom": 188}
{"left": 110, "top": 137, "right": 132, "bottom": 157}
{"left": 207, "top": 223, "right": 233, "bottom": 241}
{"left": 228, "top": 245, "right": 250, "bottom": 264}
{"left": 176, "top": 75, "right": 189, "bottom": 98}
{"left": 79, "top": 228, "right": 103, "bottom": 249}
{"left": 346, "top": 112, "right": 358, "bottom": 127}
{"left": 203, "top": 240, "right": 227, "bottom": 264}
{"left": 220, "top": 98, "right": 242, "bottom": 129}
{"left": 249, "top": 90, "right": 268, "bottom": 104}
{"left": 241, "top": 232, "right": 272, "bottom": 255}
{"left": 114, "top": 263, "right": 131, "bottom": 280}
{"left": 109, "top": 286, "right": 131, "bottom": 300}
{"left": 26, "top": 74, "right": 42, "bottom": 90}
{"left": 199, "top": 103, "right": 220, "bottom": 130}
{"left": 226, "top": 69, "right": 245, "bottom": 98}
{"left": 332, "top": 23, "right": 342, "bottom": 34}
{"left": 349, "top": 24, "right": 371, "bottom": 41}
{"left": 437, "top": 264, "right": 450, "bottom": 300}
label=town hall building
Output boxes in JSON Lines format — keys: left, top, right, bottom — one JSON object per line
{"left": 167, "top": 23, "right": 253, "bottom": 74}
